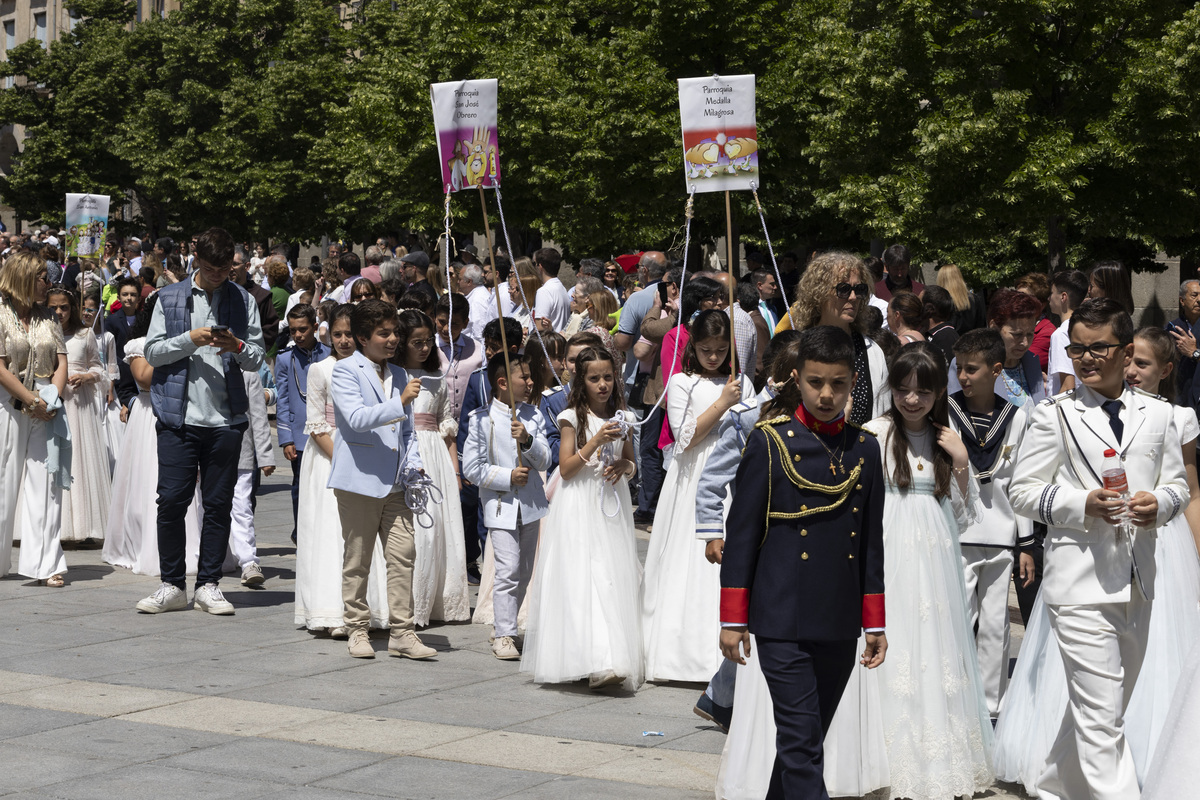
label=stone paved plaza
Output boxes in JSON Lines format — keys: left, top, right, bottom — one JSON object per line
{"left": 0, "top": 430, "right": 1031, "bottom": 799}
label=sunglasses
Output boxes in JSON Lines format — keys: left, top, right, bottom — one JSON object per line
{"left": 834, "top": 282, "right": 869, "bottom": 300}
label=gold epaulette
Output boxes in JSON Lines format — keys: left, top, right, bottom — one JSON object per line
{"left": 848, "top": 421, "right": 876, "bottom": 436}
{"left": 755, "top": 415, "right": 790, "bottom": 429}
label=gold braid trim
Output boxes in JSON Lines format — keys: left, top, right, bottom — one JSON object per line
{"left": 760, "top": 423, "right": 862, "bottom": 546}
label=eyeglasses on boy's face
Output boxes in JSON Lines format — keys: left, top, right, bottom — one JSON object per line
{"left": 1066, "top": 342, "right": 1124, "bottom": 359}
{"left": 834, "top": 282, "right": 869, "bottom": 300}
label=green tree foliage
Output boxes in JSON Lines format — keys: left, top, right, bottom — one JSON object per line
{"left": 1, "top": 1, "right": 1199, "bottom": 285}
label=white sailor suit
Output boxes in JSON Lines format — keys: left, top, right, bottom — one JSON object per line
{"left": 947, "top": 391, "right": 1032, "bottom": 716}
{"left": 461, "top": 398, "right": 552, "bottom": 637}
{"left": 1009, "top": 384, "right": 1188, "bottom": 800}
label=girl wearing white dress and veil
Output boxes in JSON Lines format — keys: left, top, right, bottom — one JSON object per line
{"left": 521, "top": 346, "right": 643, "bottom": 691}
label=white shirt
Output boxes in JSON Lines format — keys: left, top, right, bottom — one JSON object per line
{"left": 1048, "top": 317, "right": 1075, "bottom": 395}
{"left": 534, "top": 277, "right": 572, "bottom": 332}
{"left": 464, "top": 285, "right": 498, "bottom": 342}
{"left": 869, "top": 294, "right": 890, "bottom": 328}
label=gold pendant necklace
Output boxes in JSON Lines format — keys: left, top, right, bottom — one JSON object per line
{"left": 807, "top": 425, "right": 848, "bottom": 476}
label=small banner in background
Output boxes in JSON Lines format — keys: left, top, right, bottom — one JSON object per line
{"left": 678, "top": 74, "right": 759, "bottom": 193}
{"left": 431, "top": 79, "right": 501, "bottom": 193}
{"left": 64, "top": 193, "right": 110, "bottom": 258}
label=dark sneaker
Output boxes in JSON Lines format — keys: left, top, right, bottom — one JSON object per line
{"left": 693, "top": 691, "right": 732, "bottom": 733}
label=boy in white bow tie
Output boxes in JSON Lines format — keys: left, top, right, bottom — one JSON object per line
{"left": 1010, "top": 297, "right": 1189, "bottom": 800}
{"left": 462, "top": 353, "right": 552, "bottom": 660}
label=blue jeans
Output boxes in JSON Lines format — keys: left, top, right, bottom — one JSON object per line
{"left": 637, "top": 404, "right": 666, "bottom": 516}
{"left": 156, "top": 422, "right": 246, "bottom": 590}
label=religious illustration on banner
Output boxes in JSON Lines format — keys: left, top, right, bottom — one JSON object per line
{"left": 64, "top": 193, "right": 110, "bottom": 258}
{"left": 431, "top": 79, "right": 501, "bottom": 192}
{"left": 677, "top": 74, "right": 759, "bottom": 193}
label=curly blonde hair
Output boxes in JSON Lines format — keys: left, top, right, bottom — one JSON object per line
{"left": 787, "top": 251, "right": 872, "bottom": 334}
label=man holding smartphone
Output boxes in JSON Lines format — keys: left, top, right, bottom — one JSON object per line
{"left": 1169, "top": 279, "right": 1200, "bottom": 420}
{"left": 136, "top": 227, "right": 266, "bottom": 616}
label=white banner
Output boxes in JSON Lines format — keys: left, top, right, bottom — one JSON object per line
{"left": 678, "top": 74, "right": 759, "bottom": 193}
{"left": 431, "top": 79, "right": 501, "bottom": 193}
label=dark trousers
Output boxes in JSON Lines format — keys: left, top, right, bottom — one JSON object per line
{"left": 460, "top": 482, "right": 482, "bottom": 565}
{"left": 636, "top": 404, "right": 666, "bottom": 515}
{"left": 156, "top": 422, "right": 246, "bottom": 590}
{"left": 757, "top": 637, "right": 857, "bottom": 800}
{"left": 289, "top": 449, "right": 304, "bottom": 535}
{"left": 1014, "top": 524, "right": 1046, "bottom": 626}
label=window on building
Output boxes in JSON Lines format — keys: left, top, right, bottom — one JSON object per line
{"left": 68, "top": 10, "right": 81, "bottom": 32}
{"left": 154, "top": 0, "right": 166, "bottom": 18}
{"left": 2, "top": 20, "right": 13, "bottom": 89}
{"left": 33, "top": 13, "right": 46, "bottom": 48}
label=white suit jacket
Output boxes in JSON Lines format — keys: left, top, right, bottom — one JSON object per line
{"left": 462, "top": 399, "right": 552, "bottom": 529}
{"left": 1009, "top": 384, "right": 1188, "bottom": 605}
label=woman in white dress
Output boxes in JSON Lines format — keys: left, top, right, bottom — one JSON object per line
{"left": 642, "top": 310, "right": 751, "bottom": 683}
{"left": 521, "top": 346, "right": 642, "bottom": 690}
{"left": 394, "top": 309, "right": 470, "bottom": 625}
{"left": 0, "top": 252, "right": 69, "bottom": 585}
{"left": 993, "top": 327, "right": 1200, "bottom": 792}
{"left": 47, "top": 287, "right": 111, "bottom": 543}
{"left": 861, "top": 343, "right": 993, "bottom": 800}
{"left": 294, "top": 304, "right": 389, "bottom": 634}
{"left": 102, "top": 295, "right": 201, "bottom": 575}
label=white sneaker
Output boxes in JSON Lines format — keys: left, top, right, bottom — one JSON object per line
{"left": 492, "top": 636, "right": 521, "bottom": 660}
{"left": 241, "top": 563, "right": 265, "bottom": 586}
{"left": 135, "top": 583, "right": 187, "bottom": 614}
{"left": 193, "top": 583, "right": 235, "bottom": 615}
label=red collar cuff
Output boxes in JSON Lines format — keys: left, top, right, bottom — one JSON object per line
{"left": 795, "top": 404, "right": 846, "bottom": 435}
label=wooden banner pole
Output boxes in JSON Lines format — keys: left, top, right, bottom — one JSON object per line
{"left": 725, "top": 190, "right": 738, "bottom": 374}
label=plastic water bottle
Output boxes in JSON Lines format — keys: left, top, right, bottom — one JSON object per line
{"left": 1101, "top": 448, "right": 1132, "bottom": 537}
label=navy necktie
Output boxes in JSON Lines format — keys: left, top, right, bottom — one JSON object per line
{"left": 1102, "top": 399, "right": 1124, "bottom": 443}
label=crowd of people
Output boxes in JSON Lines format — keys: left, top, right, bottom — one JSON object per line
{"left": 2, "top": 225, "right": 1199, "bottom": 799}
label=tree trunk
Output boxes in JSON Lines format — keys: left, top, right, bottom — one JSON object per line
{"left": 1047, "top": 214, "right": 1066, "bottom": 273}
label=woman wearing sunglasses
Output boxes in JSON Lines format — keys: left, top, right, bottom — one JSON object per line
{"left": 773, "top": 251, "right": 891, "bottom": 424}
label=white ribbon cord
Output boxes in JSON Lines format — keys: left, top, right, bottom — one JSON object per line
{"left": 400, "top": 467, "right": 444, "bottom": 528}
{"left": 441, "top": 186, "right": 458, "bottom": 374}
{"left": 751, "top": 184, "right": 796, "bottom": 331}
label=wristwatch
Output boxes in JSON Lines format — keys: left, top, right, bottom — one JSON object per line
{"left": 1191, "top": 349, "right": 1199, "bottom": 361}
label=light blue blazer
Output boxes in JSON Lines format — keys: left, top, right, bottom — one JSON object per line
{"left": 694, "top": 386, "right": 774, "bottom": 540}
{"left": 462, "top": 399, "right": 552, "bottom": 529}
{"left": 327, "top": 350, "right": 423, "bottom": 498}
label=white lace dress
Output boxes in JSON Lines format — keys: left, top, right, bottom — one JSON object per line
{"left": 409, "top": 369, "right": 470, "bottom": 625}
{"left": 520, "top": 408, "right": 644, "bottom": 689}
{"left": 293, "top": 355, "right": 389, "bottom": 630}
{"left": 642, "top": 372, "right": 752, "bottom": 683}
{"left": 102, "top": 338, "right": 201, "bottom": 575}
{"left": 825, "top": 416, "right": 993, "bottom": 800}
{"left": 60, "top": 328, "right": 111, "bottom": 542}
{"left": 994, "top": 405, "right": 1200, "bottom": 792}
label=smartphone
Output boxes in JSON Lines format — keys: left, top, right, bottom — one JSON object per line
{"left": 211, "top": 325, "right": 230, "bottom": 335}
{"left": 658, "top": 281, "right": 670, "bottom": 306}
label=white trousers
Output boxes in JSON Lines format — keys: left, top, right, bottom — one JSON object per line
{"left": 1037, "top": 587, "right": 1151, "bottom": 800}
{"left": 0, "top": 383, "right": 67, "bottom": 581}
{"left": 226, "top": 469, "right": 258, "bottom": 570}
{"left": 962, "top": 544, "right": 1013, "bottom": 716}
{"left": 490, "top": 519, "right": 539, "bottom": 638}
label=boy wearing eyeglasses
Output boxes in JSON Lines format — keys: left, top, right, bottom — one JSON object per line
{"left": 1010, "top": 297, "right": 1189, "bottom": 799}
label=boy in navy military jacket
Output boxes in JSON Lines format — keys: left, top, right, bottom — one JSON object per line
{"left": 720, "top": 326, "right": 887, "bottom": 800}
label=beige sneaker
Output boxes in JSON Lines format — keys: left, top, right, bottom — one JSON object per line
{"left": 388, "top": 630, "right": 437, "bottom": 660}
{"left": 330, "top": 626, "right": 349, "bottom": 640}
{"left": 492, "top": 635, "right": 521, "bottom": 660}
{"left": 347, "top": 628, "right": 375, "bottom": 658}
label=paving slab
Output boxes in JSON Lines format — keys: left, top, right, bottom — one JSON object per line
{"left": 159, "top": 736, "right": 390, "bottom": 785}
{"left": 310, "top": 755, "right": 554, "bottom": 799}
{"left": 0, "top": 703, "right": 96, "bottom": 742}
{"left": 5, "top": 718, "right": 234, "bottom": 761}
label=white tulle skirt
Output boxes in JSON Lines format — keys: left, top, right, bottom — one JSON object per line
{"left": 293, "top": 440, "right": 389, "bottom": 629}
{"left": 411, "top": 429, "right": 470, "bottom": 625}
{"left": 715, "top": 634, "right": 891, "bottom": 799}
{"left": 995, "top": 515, "right": 1200, "bottom": 792}
{"left": 102, "top": 395, "right": 200, "bottom": 576}
{"left": 520, "top": 470, "right": 643, "bottom": 689}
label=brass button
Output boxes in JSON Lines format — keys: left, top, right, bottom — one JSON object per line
{"left": 800, "top": 529, "right": 808, "bottom": 537}
{"left": 852, "top": 507, "right": 859, "bottom": 513}
{"left": 793, "top": 454, "right": 801, "bottom": 462}
{"left": 850, "top": 531, "right": 857, "bottom": 537}
{"left": 848, "top": 553, "right": 855, "bottom": 560}
{"left": 801, "top": 504, "right": 808, "bottom": 511}
{"left": 859, "top": 435, "right": 865, "bottom": 442}
{"left": 787, "top": 430, "right": 795, "bottom": 438}
{"left": 801, "top": 552, "right": 809, "bottom": 560}
{"left": 856, "top": 484, "right": 862, "bottom": 490}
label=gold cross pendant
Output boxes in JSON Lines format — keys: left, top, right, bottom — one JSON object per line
{"left": 829, "top": 462, "right": 838, "bottom": 476}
